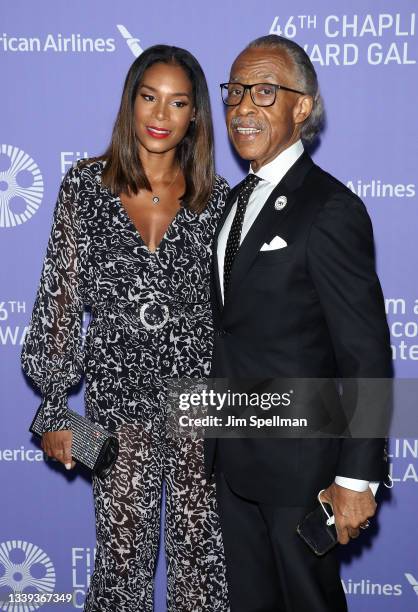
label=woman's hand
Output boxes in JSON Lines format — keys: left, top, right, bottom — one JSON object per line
{"left": 41, "top": 430, "right": 76, "bottom": 470}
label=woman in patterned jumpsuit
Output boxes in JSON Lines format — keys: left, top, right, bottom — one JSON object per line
{"left": 21, "top": 45, "right": 230, "bottom": 611}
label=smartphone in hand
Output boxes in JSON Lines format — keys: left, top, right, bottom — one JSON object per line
{"left": 296, "top": 483, "right": 379, "bottom": 555}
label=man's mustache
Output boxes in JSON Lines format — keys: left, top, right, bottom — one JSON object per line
{"left": 229, "top": 117, "right": 264, "bottom": 130}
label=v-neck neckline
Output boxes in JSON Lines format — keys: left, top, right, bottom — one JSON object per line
{"left": 116, "top": 195, "right": 183, "bottom": 255}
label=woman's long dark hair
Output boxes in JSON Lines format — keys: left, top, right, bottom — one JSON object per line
{"left": 99, "top": 45, "right": 215, "bottom": 213}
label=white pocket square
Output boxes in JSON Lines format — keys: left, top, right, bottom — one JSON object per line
{"left": 260, "top": 236, "right": 288, "bottom": 251}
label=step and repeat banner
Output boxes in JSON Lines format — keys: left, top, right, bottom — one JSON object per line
{"left": 1, "top": 1, "right": 417, "bottom": 610}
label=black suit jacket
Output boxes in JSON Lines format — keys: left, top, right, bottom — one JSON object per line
{"left": 205, "top": 152, "right": 392, "bottom": 505}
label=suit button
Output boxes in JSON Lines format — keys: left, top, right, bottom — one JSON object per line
{"left": 216, "top": 329, "right": 227, "bottom": 337}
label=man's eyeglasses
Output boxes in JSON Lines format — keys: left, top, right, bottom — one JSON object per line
{"left": 220, "top": 82, "right": 306, "bottom": 107}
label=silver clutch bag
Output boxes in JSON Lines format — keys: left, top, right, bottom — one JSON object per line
{"left": 29, "top": 405, "right": 119, "bottom": 479}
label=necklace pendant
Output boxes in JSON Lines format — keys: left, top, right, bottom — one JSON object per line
{"left": 152, "top": 196, "right": 160, "bottom": 204}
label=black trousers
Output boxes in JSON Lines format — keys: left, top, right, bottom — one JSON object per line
{"left": 216, "top": 472, "right": 348, "bottom": 612}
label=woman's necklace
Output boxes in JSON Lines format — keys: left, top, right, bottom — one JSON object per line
{"left": 150, "top": 166, "right": 180, "bottom": 205}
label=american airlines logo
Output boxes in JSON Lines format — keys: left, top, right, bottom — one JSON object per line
{"left": 0, "top": 25, "right": 144, "bottom": 57}
{"left": 116, "top": 25, "right": 144, "bottom": 57}
{"left": 405, "top": 573, "right": 418, "bottom": 596}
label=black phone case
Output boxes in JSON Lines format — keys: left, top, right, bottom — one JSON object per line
{"left": 296, "top": 502, "right": 338, "bottom": 556}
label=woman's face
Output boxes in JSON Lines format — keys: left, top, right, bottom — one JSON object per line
{"left": 134, "top": 62, "right": 195, "bottom": 155}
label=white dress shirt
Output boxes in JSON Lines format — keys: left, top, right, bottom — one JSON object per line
{"left": 217, "top": 140, "right": 378, "bottom": 495}
{"left": 218, "top": 140, "right": 304, "bottom": 304}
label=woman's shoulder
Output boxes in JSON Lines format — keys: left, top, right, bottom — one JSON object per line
{"left": 69, "top": 157, "right": 105, "bottom": 182}
{"left": 213, "top": 173, "right": 230, "bottom": 196}
{"left": 208, "top": 174, "right": 230, "bottom": 208}
{"left": 60, "top": 157, "right": 104, "bottom": 188}
{"left": 198, "top": 174, "right": 230, "bottom": 220}
{"left": 57, "top": 159, "right": 106, "bottom": 211}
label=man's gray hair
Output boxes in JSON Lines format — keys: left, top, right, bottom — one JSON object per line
{"left": 246, "top": 35, "right": 324, "bottom": 144}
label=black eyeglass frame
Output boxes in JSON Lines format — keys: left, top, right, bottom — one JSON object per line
{"left": 220, "top": 82, "right": 306, "bottom": 107}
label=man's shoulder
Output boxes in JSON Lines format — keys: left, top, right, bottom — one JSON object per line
{"left": 305, "top": 162, "right": 373, "bottom": 237}
{"left": 307, "top": 162, "right": 364, "bottom": 211}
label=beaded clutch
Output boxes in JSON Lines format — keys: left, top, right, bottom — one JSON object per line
{"left": 29, "top": 406, "right": 119, "bottom": 479}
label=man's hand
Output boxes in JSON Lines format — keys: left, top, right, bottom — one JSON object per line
{"left": 320, "top": 482, "right": 376, "bottom": 545}
{"left": 41, "top": 430, "right": 76, "bottom": 470}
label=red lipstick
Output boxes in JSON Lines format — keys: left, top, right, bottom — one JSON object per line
{"left": 146, "top": 125, "right": 171, "bottom": 139}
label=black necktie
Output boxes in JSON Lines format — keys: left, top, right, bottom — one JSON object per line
{"left": 223, "top": 174, "right": 261, "bottom": 296}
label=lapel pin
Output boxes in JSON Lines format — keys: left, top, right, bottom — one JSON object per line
{"left": 274, "top": 195, "right": 287, "bottom": 211}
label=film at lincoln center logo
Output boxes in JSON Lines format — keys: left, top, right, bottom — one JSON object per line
{"left": 0, "top": 540, "right": 55, "bottom": 611}
{"left": 0, "top": 145, "right": 44, "bottom": 228}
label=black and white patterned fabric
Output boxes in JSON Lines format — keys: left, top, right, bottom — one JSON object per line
{"left": 223, "top": 174, "right": 261, "bottom": 295}
{"left": 21, "top": 160, "right": 230, "bottom": 612}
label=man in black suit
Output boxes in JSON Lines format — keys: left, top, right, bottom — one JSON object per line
{"left": 205, "top": 35, "right": 392, "bottom": 611}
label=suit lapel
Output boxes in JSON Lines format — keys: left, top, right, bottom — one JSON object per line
{"left": 222, "top": 153, "right": 314, "bottom": 314}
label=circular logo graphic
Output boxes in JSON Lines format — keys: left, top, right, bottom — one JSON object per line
{"left": 0, "top": 540, "right": 55, "bottom": 611}
{"left": 274, "top": 195, "right": 287, "bottom": 211}
{"left": 0, "top": 145, "right": 44, "bottom": 228}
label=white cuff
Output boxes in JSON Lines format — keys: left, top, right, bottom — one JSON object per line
{"left": 335, "top": 476, "right": 370, "bottom": 492}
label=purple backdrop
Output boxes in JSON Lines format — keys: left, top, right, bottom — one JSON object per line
{"left": 1, "top": 1, "right": 417, "bottom": 610}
